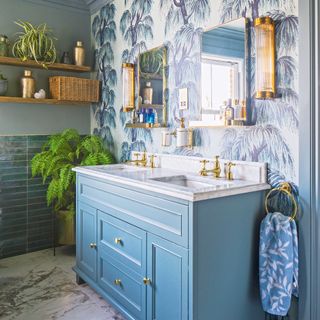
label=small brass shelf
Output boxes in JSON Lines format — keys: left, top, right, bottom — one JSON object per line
{"left": 189, "top": 121, "right": 250, "bottom": 129}
{"left": 0, "top": 56, "right": 91, "bottom": 73}
{"left": 0, "top": 96, "right": 91, "bottom": 105}
{"left": 125, "top": 123, "right": 167, "bottom": 129}
{"left": 139, "top": 104, "right": 164, "bottom": 109}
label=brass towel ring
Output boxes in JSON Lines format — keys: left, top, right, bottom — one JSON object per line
{"left": 265, "top": 182, "right": 298, "bottom": 221}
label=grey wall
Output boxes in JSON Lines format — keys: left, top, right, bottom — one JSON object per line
{"left": 0, "top": 0, "right": 91, "bottom": 135}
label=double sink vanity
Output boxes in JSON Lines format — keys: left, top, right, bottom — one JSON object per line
{"left": 73, "top": 153, "right": 270, "bottom": 320}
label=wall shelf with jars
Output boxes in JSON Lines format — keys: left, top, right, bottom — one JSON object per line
{"left": 0, "top": 27, "right": 94, "bottom": 105}
{"left": 0, "top": 56, "right": 91, "bottom": 73}
{"left": 123, "top": 46, "right": 168, "bottom": 129}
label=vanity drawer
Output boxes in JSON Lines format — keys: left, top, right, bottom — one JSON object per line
{"left": 78, "top": 174, "right": 189, "bottom": 247}
{"left": 98, "top": 210, "right": 146, "bottom": 275}
{"left": 98, "top": 252, "right": 146, "bottom": 320}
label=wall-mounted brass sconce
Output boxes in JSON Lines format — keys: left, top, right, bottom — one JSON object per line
{"left": 254, "top": 17, "right": 276, "bottom": 99}
{"left": 122, "top": 63, "right": 135, "bottom": 112}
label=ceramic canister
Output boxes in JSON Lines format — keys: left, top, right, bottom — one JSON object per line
{"left": 21, "top": 70, "right": 35, "bottom": 98}
{"left": 74, "top": 41, "right": 85, "bottom": 66}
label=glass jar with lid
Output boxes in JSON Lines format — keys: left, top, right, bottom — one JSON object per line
{"left": 0, "top": 35, "right": 9, "bottom": 57}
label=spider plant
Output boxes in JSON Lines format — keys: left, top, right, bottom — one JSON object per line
{"left": 12, "top": 20, "right": 57, "bottom": 68}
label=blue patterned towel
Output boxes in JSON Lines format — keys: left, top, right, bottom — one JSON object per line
{"left": 259, "top": 212, "right": 299, "bottom": 316}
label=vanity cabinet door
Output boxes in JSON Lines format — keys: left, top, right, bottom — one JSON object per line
{"left": 146, "top": 234, "right": 188, "bottom": 320}
{"left": 76, "top": 202, "right": 97, "bottom": 281}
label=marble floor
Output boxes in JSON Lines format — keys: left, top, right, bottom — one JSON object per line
{"left": 0, "top": 247, "right": 125, "bottom": 320}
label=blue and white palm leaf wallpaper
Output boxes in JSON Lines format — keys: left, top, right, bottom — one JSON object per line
{"left": 92, "top": 3, "right": 117, "bottom": 153}
{"left": 91, "top": 0, "right": 299, "bottom": 189}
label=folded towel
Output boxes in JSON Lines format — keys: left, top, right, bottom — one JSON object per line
{"left": 259, "top": 212, "right": 299, "bottom": 316}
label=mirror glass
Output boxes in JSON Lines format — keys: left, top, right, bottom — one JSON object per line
{"left": 138, "top": 46, "right": 167, "bottom": 109}
{"left": 192, "top": 18, "right": 249, "bottom": 127}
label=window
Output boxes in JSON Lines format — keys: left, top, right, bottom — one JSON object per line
{"left": 201, "top": 55, "right": 244, "bottom": 111}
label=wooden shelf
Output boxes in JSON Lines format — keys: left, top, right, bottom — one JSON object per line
{"left": 0, "top": 96, "right": 91, "bottom": 105}
{"left": 126, "top": 123, "right": 166, "bottom": 129}
{"left": 0, "top": 56, "right": 91, "bottom": 73}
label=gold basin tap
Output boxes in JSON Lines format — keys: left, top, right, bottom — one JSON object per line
{"left": 212, "top": 155, "right": 221, "bottom": 178}
{"left": 127, "top": 152, "right": 148, "bottom": 167}
{"left": 226, "top": 162, "right": 236, "bottom": 180}
{"left": 199, "top": 156, "right": 221, "bottom": 178}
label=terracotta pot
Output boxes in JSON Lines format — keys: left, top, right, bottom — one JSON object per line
{"left": 57, "top": 210, "right": 75, "bottom": 245}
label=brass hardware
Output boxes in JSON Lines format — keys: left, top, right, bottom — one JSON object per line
{"left": 199, "top": 156, "right": 221, "bottom": 177}
{"left": 265, "top": 182, "right": 298, "bottom": 221}
{"left": 254, "top": 16, "right": 276, "bottom": 99}
{"left": 226, "top": 162, "right": 236, "bottom": 180}
{"left": 212, "top": 156, "right": 221, "bottom": 178}
{"left": 199, "top": 159, "right": 209, "bottom": 176}
{"left": 122, "top": 63, "right": 135, "bottom": 112}
{"left": 74, "top": 41, "right": 85, "bottom": 66}
{"left": 114, "top": 237, "right": 122, "bottom": 245}
{"left": 114, "top": 279, "right": 122, "bottom": 286}
{"left": 141, "top": 152, "right": 147, "bottom": 167}
{"left": 148, "top": 154, "right": 157, "bottom": 169}
{"left": 89, "top": 242, "right": 97, "bottom": 249}
{"left": 21, "top": 70, "right": 35, "bottom": 98}
{"left": 127, "top": 152, "right": 147, "bottom": 166}
{"left": 143, "top": 277, "right": 151, "bottom": 285}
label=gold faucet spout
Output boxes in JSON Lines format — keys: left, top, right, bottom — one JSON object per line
{"left": 127, "top": 152, "right": 147, "bottom": 167}
{"left": 212, "top": 156, "right": 221, "bottom": 178}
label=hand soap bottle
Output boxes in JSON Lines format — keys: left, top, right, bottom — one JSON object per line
{"left": 176, "top": 118, "right": 188, "bottom": 147}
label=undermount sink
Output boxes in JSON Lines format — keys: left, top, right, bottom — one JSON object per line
{"left": 150, "top": 175, "right": 232, "bottom": 189}
{"left": 92, "top": 164, "right": 148, "bottom": 173}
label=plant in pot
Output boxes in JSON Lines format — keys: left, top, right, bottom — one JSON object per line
{"left": 0, "top": 71, "right": 8, "bottom": 96}
{"left": 31, "top": 129, "right": 115, "bottom": 245}
{"left": 12, "top": 20, "right": 57, "bottom": 68}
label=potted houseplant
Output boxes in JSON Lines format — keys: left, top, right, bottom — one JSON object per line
{"left": 0, "top": 71, "right": 8, "bottom": 96}
{"left": 12, "top": 20, "right": 57, "bottom": 67}
{"left": 31, "top": 129, "right": 115, "bottom": 244}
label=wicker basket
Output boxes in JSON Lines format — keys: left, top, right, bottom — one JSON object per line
{"left": 49, "top": 76, "right": 100, "bottom": 102}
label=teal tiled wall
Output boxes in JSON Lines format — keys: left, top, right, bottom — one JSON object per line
{"left": 0, "top": 135, "right": 52, "bottom": 258}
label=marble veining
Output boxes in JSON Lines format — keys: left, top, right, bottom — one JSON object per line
{"left": 73, "top": 154, "right": 270, "bottom": 202}
{"left": 0, "top": 247, "right": 124, "bottom": 320}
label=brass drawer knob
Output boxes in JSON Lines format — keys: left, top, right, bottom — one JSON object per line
{"left": 114, "top": 237, "right": 122, "bottom": 245}
{"left": 143, "top": 277, "right": 151, "bottom": 285}
{"left": 89, "top": 242, "right": 97, "bottom": 249}
{"left": 114, "top": 279, "right": 122, "bottom": 286}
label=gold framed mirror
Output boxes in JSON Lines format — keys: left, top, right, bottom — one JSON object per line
{"left": 137, "top": 45, "right": 168, "bottom": 127}
{"left": 190, "top": 17, "right": 250, "bottom": 128}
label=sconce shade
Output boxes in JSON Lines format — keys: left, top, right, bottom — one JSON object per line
{"left": 254, "top": 17, "right": 276, "bottom": 99}
{"left": 122, "top": 63, "right": 135, "bottom": 112}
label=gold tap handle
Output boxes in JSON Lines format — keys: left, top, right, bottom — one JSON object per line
{"left": 148, "top": 154, "right": 157, "bottom": 168}
{"left": 133, "top": 152, "right": 140, "bottom": 160}
{"left": 199, "top": 159, "right": 209, "bottom": 176}
{"left": 226, "top": 162, "right": 236, "bottom": 180}
{"left": 141, "top": 152, "right": 147, "bottom": 161}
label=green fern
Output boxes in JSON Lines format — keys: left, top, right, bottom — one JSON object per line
{"left": 31, "top": 128, "right": 115, "bottom": 214}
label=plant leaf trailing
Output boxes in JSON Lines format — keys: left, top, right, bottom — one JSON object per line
{"left": 12, "top": 20, "right": 57, "bottom": 68}
{"left": 31, "top": 129, "right": 115, "bottom": 217}
{"left": 0, "top": 70, "right": 7, "bottom": 80}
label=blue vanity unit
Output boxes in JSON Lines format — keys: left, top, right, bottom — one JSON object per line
{"left": 73, "top": 161, "right": 270, "bottom": 320}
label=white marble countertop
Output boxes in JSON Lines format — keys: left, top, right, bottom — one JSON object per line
{"left": 73, "top": 163, "right": 270, "bottom": 202}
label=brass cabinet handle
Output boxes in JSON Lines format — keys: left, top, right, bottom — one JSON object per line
{"left": 114, "top": 237, "right": 122, "bottom": 245}
{"left": 89, "top": 242, "right": 97, "bottom": 249}
{"left": 114, "top": 279, "right": 122, "bottom": 286}
{"left": 143, "top": 277, "right": 151, "bottom": 285}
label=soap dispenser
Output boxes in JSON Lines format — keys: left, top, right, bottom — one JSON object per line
{"left": 176, "top": 118, "right": 189, "bottom": 147}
